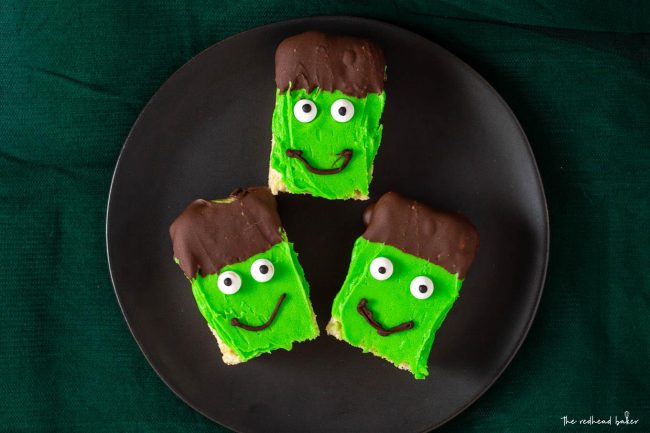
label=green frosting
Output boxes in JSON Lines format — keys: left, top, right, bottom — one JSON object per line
{"left": 330, "top": 237, "right": 462, "bottom": 379}
{"left": 271, "top": 88, "right": 386, "bottom": 200}
{"left": 190, "top": 241, "right": 319, "bottom": 361}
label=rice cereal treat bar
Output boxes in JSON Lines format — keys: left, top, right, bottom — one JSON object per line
{"left": 327, "top": 192, "right": 479, "bottom": 378}
{"left": 170, "top": 187, "right": 319, "bottom": 364}
{"left": 269, "top": 31, "right": 387, "bottom": 200}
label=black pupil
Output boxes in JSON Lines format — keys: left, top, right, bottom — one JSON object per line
{"left": 338, "top": 106, "right": 347, "bottom": 116}
{"left": 418, "top": 284, "right": 428, "bottom": 293}
{"left": 302, "top": 103, "right": 312, "bottom": 113}
{"left": 259, "top": 265, "right": 269, "bottom": 274}
{"left": 224, "top": 278, "right": 232, "bottom": 286}
{"left": 378, "top": 266, "right": 386, "bottom": 274}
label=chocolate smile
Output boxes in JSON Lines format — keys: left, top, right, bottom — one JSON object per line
{"left": 357, "top": 298, "right": 414, "bottom": 336}
{"left": 286, "top": 149, "right": 353, "bottom": 175}
{"left": 230, "top": 293, "right": 286, "bottom": 332}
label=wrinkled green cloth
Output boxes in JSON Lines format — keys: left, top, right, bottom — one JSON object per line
{"left": 1, "top": 1, "right": 648, "bottom": 432}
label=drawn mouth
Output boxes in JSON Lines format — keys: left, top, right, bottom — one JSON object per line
{"left": 286, "top": 149, "right": 353, "bottom": 175}
{"left": 357, "top": 298, "right": 414, "bottom": 336}
{"left": 230, "top": 293, "right": 286, "bottom": 332}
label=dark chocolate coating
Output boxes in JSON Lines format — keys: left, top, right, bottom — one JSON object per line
{"left": 275, "top": 31, "right": 386, "bottom": 98}
{"left": 362, "top": 192, "right": 479, "bottom": 279}
{"left": 169, "top": 187, "right": 283, "bottom": 278}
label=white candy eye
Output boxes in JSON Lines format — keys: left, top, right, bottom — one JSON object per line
{"left": 410, "top": 276, "right": 434, "bottom": 300}
{"left": 369, "top": 257, "right": 393, "bottom": 280}
{"left": 217, "top": 271, "right": 241, "bottom": 295}
{"left": 330, "top": 99, "right": 354, "bottom": 122}
{"left": 293, "top": 99, "right": 317, "bottom": 123}
{"left": 251, "top": 258, "right": 274, "bottom": 282}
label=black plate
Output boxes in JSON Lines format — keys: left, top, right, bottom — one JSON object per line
{"left": 107, "top": 16, "right": 548, "bottom": 433}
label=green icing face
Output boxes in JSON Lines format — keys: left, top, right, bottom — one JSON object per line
{"left": 271, "top": 88, "right": 386, "bottom": 200}
{"left": 190, "top": 241, "right": 319, "bottom": 361}
{"left": 329, "top": 237, "right": 462, "bottom": 379}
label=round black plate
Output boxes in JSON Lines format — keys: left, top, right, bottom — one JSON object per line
{"left": 107, "top": 16, "right": 548, "bottom": 433}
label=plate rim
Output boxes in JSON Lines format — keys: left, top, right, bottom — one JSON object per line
{"left": 105, "top": 15, "right": 550, "bottom": 433}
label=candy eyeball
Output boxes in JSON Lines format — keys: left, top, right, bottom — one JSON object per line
{"left": 217, "top": 271, "right": 242, "bottom": 295}
{"left": 410, "top": 276, "right": 434, "bottom": 300}
{"left": 293, "top": 99, "right": 317, "bottom": 123}
{"left": 369, "top": 257, "right": 393, "bottom": 280}
{"left": 251, "top": 258, "right": 274, "bottom": 283}
{"left": 330, "top": 99, "right": 354, "bottom": 122}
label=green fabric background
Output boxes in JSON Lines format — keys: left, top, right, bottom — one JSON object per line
{"left": 1, "top": 1, "right": 648, "bottom": 432}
